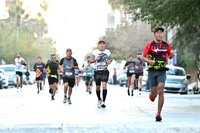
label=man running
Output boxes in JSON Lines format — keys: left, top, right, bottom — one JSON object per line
{"left": 89, "top": 38, "right": 112, "bottom": 108}
{"left": 123, "top": 55, "right": 136, "bottom": 96}
{"left": 59, "top": 48, "right": 78, "bottom": 104}
{"left": 135, "top": 52, "right": 145, "bottom": 95}
{"left": 142, "top": 27, "right": 174, "bottom": 122}
{"left": 33, "top": 57, "right": 46, "bottom": 94}
{"left": 14, "top": 52, "right": 26, "bottom": 92}
{"left": 45, "top": 54, "right": 59, "bottom": 100}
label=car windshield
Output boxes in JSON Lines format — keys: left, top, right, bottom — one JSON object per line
{"left": 0, "top": 66, "right": 15, "bottom": 72}
{"left": 167, "top": 68, "right": 185, "bottom": 76}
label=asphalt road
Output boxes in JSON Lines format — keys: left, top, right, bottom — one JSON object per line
{"left": 0, "top": 80, "right": 200, "bottom": 133}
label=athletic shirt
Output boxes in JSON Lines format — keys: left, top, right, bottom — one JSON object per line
{"left": 86, "top": 65, "right": 93, "bottom": 77}
{"left": 143, "top": 40, "right": 172, "bottom": 70}
{"left": 135, "top": 58, "right": 144, "bottom": 73}
{"left": 92, "top": 49, "right": 111, "bottom": 71}
{"left": 60, "top": 57, "right": 78, "bottom": 79}
{"left": 45, "top": 61, "right": 59, "bottom": 76}
{"left": 33, "top": 63, "right": 45, "bottom": 77}
{"left": 15, "top": 57, "right": 25, "bottom": 72}
{"left": 74, "top": 68, "right": 79, "bottom": 77}
{"left": 124, "top": 61, "right": 136, "bottom": 74}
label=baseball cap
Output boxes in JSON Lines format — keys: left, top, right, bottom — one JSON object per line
{"left": 98, "top": 37, "right": 105, "bottom": 44}
{"left": 153, "top": 27, "right": 164, "bottom": 33}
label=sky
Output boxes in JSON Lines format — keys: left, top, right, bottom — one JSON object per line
{"left": 1, "top": 0, "right": 111, "bottom": 65}
{"left": 44, "top": 0, "right": 110, "bottom": 64}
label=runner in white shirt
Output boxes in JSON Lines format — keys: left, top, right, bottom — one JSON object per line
{"left": 14, "top": 52, "right": 26, "bottom": 91}
{"left": 89, "top": 38, "right": 112, "bottom": 108}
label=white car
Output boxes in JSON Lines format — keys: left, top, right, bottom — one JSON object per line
{"left": 0, "top": 64, "right": 17, "bottom": 87}
{"left": 0, "top": 69, "right": 9, "bottom": 89}
{"left": 165, "top": 65, "right": 190, "bottom": 94}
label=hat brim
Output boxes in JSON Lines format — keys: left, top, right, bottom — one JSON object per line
{"left": 153, "top": 28, "right": 164, "bottom": 33}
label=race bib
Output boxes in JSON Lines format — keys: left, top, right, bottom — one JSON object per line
{"left": 51, "top": 75, "right": 57, "bottom": 78}
{"left": 97, "top": 62, "right": 107, "bottom": 70}
{"left": 65, "top": 72, "right": 73, "bottom": 76}
{"left": 129, "top": 70, "right": 135, "bottom": 73}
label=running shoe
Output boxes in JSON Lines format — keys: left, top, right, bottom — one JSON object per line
{"left": 155, "top": 115, "right": 162, "bottom": 122}
{"left": 68, "top": 98, "right": 72, "bottom": 104}
{"left": 97, "top": 100, "right": 102, "bottom": 108}
{"left": 101, "top": 102, "right": 106, "bottom": 108}
{"left": 63, "top": 97, "right": 67, "bottom": 104}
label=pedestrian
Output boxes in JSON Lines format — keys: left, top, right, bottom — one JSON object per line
{"left": 45, "top": 53, "right": 60, "bottom": 100}
{"left": 83, "top": 56, "right": 94, "bottom": 94}
{"left": 113, "top": 68, "right": 117, "bottom": 85}
{"left": 14, "top": 52, "right": 26, "bottom": 92}
{"left": 24, "top": 68, "right": 30, "bottom": 84}
{"left": 123, "top": 55, "right": 136, "bottom": 96}
{"left": 33, "top": 56, "right": 46, "bottom": 94}
{"left": 142, "top": 27, "right": 174, "bottom": 122}
{"left": 89, "top": 38, "right": 112, "bottom": 108}
{"left": 59, "top": 48, "right": 78, "bottom": 104}
{"left": 135, "top": 52, "right": 145, "bottom": 95}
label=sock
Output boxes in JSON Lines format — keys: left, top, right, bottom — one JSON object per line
{"left": 40, "top": 83, "right": 42, "bottom": 90}
{"left": 96, "top": 90, "right": 101, "bottom": 100}
{"left": 37, "top": 83, "right": 39, "bottom": 90}
{"left": 156, "top": 112, "right": 161, "bottom": 116}
{"left": 103, "top": 89, "right": 107, "bottom": 102}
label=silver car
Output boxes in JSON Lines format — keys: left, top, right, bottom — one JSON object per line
{"left": 164, "top": 65, "right": 190, "bottom": 94}
{"left": 0, "top": 64, "right": 17, "bottom": 87}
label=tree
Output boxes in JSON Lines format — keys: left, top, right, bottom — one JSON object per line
{"left": 104, "top": 22, "right": 152, "bottom": 61}
{"left": 0, "top": 0, "right": 56, "bottom": 68}
{"left": 108, "top": 0, "right": 200, "bottom": 69}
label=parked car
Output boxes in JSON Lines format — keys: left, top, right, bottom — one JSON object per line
{"left": 0, "top": 69, "right": 9, "bottom": 89}
{"left": 23, "top": 71, "right": 36, "bottom": 85}
{"left": 164, "top": 65, "right": 191, "bottom": 94}
{"left": 119, "top": 70, "right": 128, "bottom": 87}
{"left": 0, "top": 64, "right": 17, "bottom": 87}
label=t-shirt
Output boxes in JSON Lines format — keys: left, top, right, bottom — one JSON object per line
{"left": 143, "top": 40, "right": 172, "bottom": 70}
{"left": 124, "top": 61, "right": 136, "bottom": 74}
{"left": 15, "top": 57, "right": 26, "bottom": 72}
{"left": 60, "top": 57, "right": 78, "bottom": 78}
{"left": 92, "top": 49, "right": 111, "bottom": 71}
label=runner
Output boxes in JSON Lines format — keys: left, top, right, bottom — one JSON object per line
{"left": 89, "top": 38, "right": 112, "bottom": 108}
{"left": 59, "top": 48, "right": 78, "bottom": 104}
{"left": 14, "top": 52, "right": 26, "bottom": 92}
{"left": 33, "top": 56, "right": 46, "bottom": 94}
{"left": 123, "top": 55, "right": 136, "bottom": 96}
{"left": 45, "top": 53, "right": 60, "bottom": 100}
{"left": 135, "top": 52, "right": 145, "bottom": 95}
{"left": 142, "top": 27, "right": 174, "bottom": 122}
{"left": 83, "top": 56, "right": 94, "bottom": 94}
{"left": 74, "top": 68, "right": 81, "bottom": 88}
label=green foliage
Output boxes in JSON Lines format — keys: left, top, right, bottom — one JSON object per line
{"left": 108, "top": 0, "right": 200, "bottom": 68}
{"left": 0, "top": 0, "right": 56, "bottom": 68}
{"left": 104, "top": 22, "right": 152, "bottom": 61}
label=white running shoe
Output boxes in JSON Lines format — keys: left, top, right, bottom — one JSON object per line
{"left": 97, "top": 100, "right": 102, "bottom": 108}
